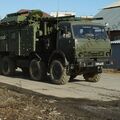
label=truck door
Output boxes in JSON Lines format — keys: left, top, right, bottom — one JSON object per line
{"left": 57, "top": 23, "right": 75, "bottom": 62}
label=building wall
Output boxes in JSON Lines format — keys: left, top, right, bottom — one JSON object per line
{"left": 109, "top": 44, "right": 120, "bottom": 69}
{"left": 110, "top": 31, "right": 120, "bottom": 41}
{"left": 50, "top": 12, "right": 75, "bottom": 17}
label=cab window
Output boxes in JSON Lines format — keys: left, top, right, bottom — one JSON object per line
{"left": 59, "top": 24, "right": 72, "bottom": 39}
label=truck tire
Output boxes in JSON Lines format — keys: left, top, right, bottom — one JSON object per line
{"left": 2, "top": 56, "right": 15, "bottom": 76}
{"left": 83, "top": 73, "right": 100, "bottom": 82}
{"left": 50, "top": 60, "right": 69, "bottom": 85}
{"left": 29, "top": 59, "right": 46, "bottom": 81}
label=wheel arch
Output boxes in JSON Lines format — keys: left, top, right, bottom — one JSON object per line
{"left": 48, "top": 50, "right": 68, "bottom": 67}
{"left": 29, "top": 52, "right": 41, "bottom": 61}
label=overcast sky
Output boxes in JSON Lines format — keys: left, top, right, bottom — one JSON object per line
{"left": 0, "top": 0, "right": 116, "bottom": 18}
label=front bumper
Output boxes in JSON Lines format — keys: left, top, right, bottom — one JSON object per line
{"left": 68, "top": 58, "right": 111, "bottom": 75}
{"left": 77, "top": 58, "right": 110, "bottom": 67}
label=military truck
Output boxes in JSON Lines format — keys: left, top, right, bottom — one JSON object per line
{"left": 0, "top": 10, "right": 111, "bottom": 84}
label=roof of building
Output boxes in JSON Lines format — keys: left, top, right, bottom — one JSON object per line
{"left": 111, "top": 40, "right": 120, "bottom": 44}
{"left": 104, "top": 1, "right": 120, "bottom": 9}
{"left": 17, "top": 9, "right": 50, "bottom": 17}
{"left": 94, "top": 1, "right": 120, "bottom": 31}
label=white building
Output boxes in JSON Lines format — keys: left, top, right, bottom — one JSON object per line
{"left": 50, "top": 11, "right": 76, "bottom": 17}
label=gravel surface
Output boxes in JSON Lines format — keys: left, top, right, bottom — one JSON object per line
{"left": 0, "top": 84, "right": 120, "bottom": 120}
{"left": 0, "top": 71, "right": 120, "bottom": 119}
{"left": 0, "top": 72, "right": 120, "bottom": 101}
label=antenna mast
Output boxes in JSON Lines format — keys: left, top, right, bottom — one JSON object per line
{"left": 56, "top": 0, "right": 60, "bottom": 30}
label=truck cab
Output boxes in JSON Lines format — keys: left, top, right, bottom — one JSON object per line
{"left": 49, "top": 20, "right": 111, "bottom": 84}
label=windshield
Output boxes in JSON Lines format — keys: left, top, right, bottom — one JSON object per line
{"left": 72, "top": 25, "right": 107, "bottom": 40}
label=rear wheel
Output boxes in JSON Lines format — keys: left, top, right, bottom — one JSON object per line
{"left": 29, "top": 59, "right": 46, "bottom": 81}
{"left": 2, "top": 56, "right": 15, "bottom": 76}
{"left": 83, "top": 73, "right": 100, "bottom": 82}
{"left": 50, "top": 60, "right": 69, "bottom": 85}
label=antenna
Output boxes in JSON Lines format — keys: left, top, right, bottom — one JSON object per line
{"left": 56, "top": 0, "right": 59, "bottom": 30}
{"left": 57, "top": 0, "right": 60, "bottom": 17}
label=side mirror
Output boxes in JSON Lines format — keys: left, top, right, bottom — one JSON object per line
{"left": 107, "top": 28, "right": 110, "bottom": 36}
{"left": 105, "top": 23, "right": 110, "bottom": 36}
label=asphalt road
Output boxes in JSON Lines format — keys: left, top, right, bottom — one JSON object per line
{"left": 0, "top": 71, "right": 120, "bottom": 101}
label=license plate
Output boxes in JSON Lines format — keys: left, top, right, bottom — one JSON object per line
{"left": 95, "top": 62, "right": 104, "bottom": 66}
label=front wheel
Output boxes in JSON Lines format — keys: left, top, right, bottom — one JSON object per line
{"left": 83, "top": 73, "right": 101, "bottom": 82}
{"left": 29, "top": 59, "right": 46, "bottom": 81}
{"left": 50, "top": 60, "right": 70, "bottom": 85}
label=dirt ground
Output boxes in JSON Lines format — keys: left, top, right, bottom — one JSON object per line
{"left": 1, "top": 71, "right": 120, "bottom": 101}
{"left": 0, "top": 83, "right": 120, "bottom": 120}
